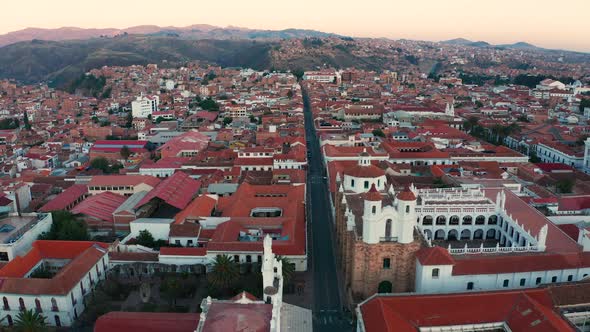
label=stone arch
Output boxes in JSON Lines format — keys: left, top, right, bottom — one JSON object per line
{"left": 448, "top": 229, "right": 459, "bottom": 241}
{"left": 449, "top": 215, "right": 460, "bottom": 225}
{"left": 422, "top": 215, "right": 433, "bottom": 225}
{"left": 423, "top": 229, "right": 432, "bottom": 240}
{"left": 462, "top": 215, "right": 472, "bottom": 225}
{"left": 460, "top": 229, "right": 471, "bottom": 240}
{"left": 475, "top": 215, "right": 486, "bottom": 225}
{"left": 378, "top": 281, "right": 393, "bottom": 293}
{"left": 434, "top": 229, "right": 445, "bottom": 240}
{"left": 473, "top": 229, "right": 484, "bottom": 240}
{"left": 488, "top": 215, "right": 498, "bottom": 225}
{"left": 486, "top": 229, "right": 496, "bottom": 239}
{"left": 436, "top": 215, "right": 446, "bottom": 225}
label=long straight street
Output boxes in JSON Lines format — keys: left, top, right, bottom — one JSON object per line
{"left": 303, "top": 88, "right": 353, "bottom": 331}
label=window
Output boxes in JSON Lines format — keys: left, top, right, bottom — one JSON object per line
{"left": 51, "top": 298, "right": 58, "bottom": 312}
{"left": 257, "top": 255, "right": 262, "bottom": 262}
{"left": 364, "top": 181, "right": 369, "bottom": 189}
{"left": 432, "top": 268, "right": 440, "bottom": 278}
{"left": 405, "top": 205, "right": 410, "bottom": 213}
{"left": 372, "top": 206, "right": 376, "bottom": 214}
{"left": 233, "top": 255, "right": 240, "bottom": 263}
{"left": 55, "top": 315, "right": 61, "bottom": 327}
{"left": 382, "top": 258, "right": 391, "bottom": 269}
{"left": 3, "top": 296, "right": 9, "bottom": 310}
{"left": 520, "top": 278, "right": 526, "bottom": 286}
{"left": 536, "top": 277, "right": 542, "bottom": 285}
{"left": 503, "top": 279, "right": 509, "bottom": 287}
{"left": 246, "top": 255, "right": 252, "bottom": 263}
{"left": 567, "top": 275, "right": 573, "bottom": 282}
{"left": 35, "top": 298, "right": 42, "bottom": 313}
{"left": 351, "top": 179, "right": 355, "bottom": 187}
{"left": 6, "top": 314, "right": 12, "bottom": 326}
{"left": 467, "top": 282, "right": 474, "bottom": 290}
{"left": 19, "top": 297, "right": 25, "bottom": 311}
{"left": 385, "top": 220, "right": 392, "bottom": 238}
{"left": 551, "top": 276, "right": 557, "bottom": 283}
{"left": 187, "top": 240, "right": 193, "bottom": 246}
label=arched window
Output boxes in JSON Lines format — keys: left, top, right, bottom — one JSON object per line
{"left": 432, "top": 268, "right": 440, "bottom": 278}
{"left": 54, "top": 315, "right": 61, "bottom": 327}
{"left": 486, "top": 229, "right": 496, "bottom": 239}
{"left": 35, "top": 298, "right": 41, "bottom": 313}
{"left": 3, "top": 296, "right": 9, "bottom": 310}
{"left": 378, "top": 281, "right": 392, "bottom": 293}
{"left": 473, "top": 229, "right": 484, "bottom": 240}
{"left": 422, "top": 216, "right": 433, "bottom": 225}
{"left": 436, "top": 216, "right": 446, "bottom": 225}
{"left": 51, "top": 298, "right": 58, "bottom": 312}
{"left": 449, "top": 215, "right": 460, "bottom": 225}
{"left": 475, "top": 215, "right": 485, "bottom": 225}
{"left": 385, "top": 220, "right": 392, "bottom": 238}
{"left": 6, "top": 314, "right": 12, "bottom": 326}
{"left": 462, "top": 216, "right": 472, "bottom": 225}
{"left": 19, "top": 297, "right": 25, "bottom": 310}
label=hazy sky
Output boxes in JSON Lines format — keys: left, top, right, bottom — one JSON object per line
{"left": 3, "top": 0, "right": 589, "bottom": 52}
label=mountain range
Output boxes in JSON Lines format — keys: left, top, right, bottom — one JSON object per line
{"left": 441, "top": 38, "right": 540, "bottom": 50}
{"left": 0, "top": 25, "right": 341, "bottom": 48}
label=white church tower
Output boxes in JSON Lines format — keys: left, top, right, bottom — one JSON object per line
{"left": 395, "top": 185, "right": 418, "bottom": 244}
{"left": 262, "top": 235, "right": 283, "bottom": 332}
{"left": 445, "top": 102, "right": 455, "bottom": 117}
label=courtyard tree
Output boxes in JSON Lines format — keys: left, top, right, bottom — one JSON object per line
{"left": 136, "top": 230, "right": 155, "bottom": 248}
{"left": 14, "top": 309, "right": 47, "bottom": 332}
{"left": 39, "top": 211, "right": 89, "bottom": 241}
{"left": 208, "top": 255, "right": 239, "bottom": 293}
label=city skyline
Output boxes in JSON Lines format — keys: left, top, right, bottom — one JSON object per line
{"left": 3, "top": 0, "right": 589, "bottom": 52}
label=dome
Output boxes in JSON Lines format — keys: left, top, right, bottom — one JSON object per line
{"left": 397, "top": 186, "right": 416, "bottom": 201}
{"left": 344, "top": 164, "right": 385, "bottom": 178}
{"left": 365, "top": 184, "right": 382, "bottom": 201}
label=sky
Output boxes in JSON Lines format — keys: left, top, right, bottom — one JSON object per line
{"left": 3, "top": 0, "right": 589, "bottom": 52}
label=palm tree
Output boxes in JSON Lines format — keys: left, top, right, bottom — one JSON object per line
{"left": 207, "top": 255, "right": 239, "bottom": 292}
{"left": 276, "top": 256, "right": 295, "bottom": 285}
{"left": 14, "top": 309, "right": 46, "bottom": 332}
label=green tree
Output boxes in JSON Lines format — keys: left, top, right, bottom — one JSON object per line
{"left": 14, "top": 309, "right": 47, "bottom": 332}
{"left": 223, "top": 117, "right": 233, "bottom": 126}
{"left": 23, "top": 111, "right": 31, "bottom": 130}
{"left": 120, "top": 145, "right": 131, "bottom": 160}
{"left": 136, "top": 230, "right": 155, "bottom": 248}
{"left": 276, "top": 256, "right": 295, "bottom": 285}
{"left": 286, "top": 90, "right": 294, "bottom": 99}
{"left": 291, "top": 69, "right": 305, "bottom": 80}
{"left": 39, "top": 211, "right": 89, "bottom": 241}
{"left": 160, "top": 276, "right": 183, "bottom": 306}
{"left": 580, "top": 98, "right": 590, "bottom": 113}
{"left": 90, "top": 157, "right": 110, "bottom": 173}
{"left": 207, "top": 255, "right": 239, "bottom": 293}
{"left": 372, "top": 129, "right": 385, "bottom": 137}
{"left": 556, "top": 179, "right": 574, "bottom": 194}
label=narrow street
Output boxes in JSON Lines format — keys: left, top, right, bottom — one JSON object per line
{"left": 303, "top": 88, "right": 353, "bottom": 332}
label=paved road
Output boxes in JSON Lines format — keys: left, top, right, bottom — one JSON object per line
{"left": 303, "top": 88, "right": 354, "bottom": 331}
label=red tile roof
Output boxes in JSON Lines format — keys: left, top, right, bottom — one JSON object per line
{"left": 159, "top": 247, "right": 207, "bottom": 256}
{"left": 397, "top": 186, "right": 416, "bottom": 201}
{"left": 0, "top": 241, "right": 108, "bottom": 295}
{"left": 202, "top": 302, "right": 272, "bottom": 332}
{"left": 359, "top": 287, "right": 576, "bottom": 332}
{"left": 344, "top": 164, "right": 385, "bottom": 178}
{"left": 39, "top": 184, "right": 88, "bottom": 212}
{"left": 364, "top": 184, "right": 382, "bottom": 201}
{"left": 88, "top": 175, "right": 160, "bottom": 188}
{"left": 415, "top": 246, "right": 454, "bottom": 266}
{"left": 71, "top": 191, "right": 127, "bottom": 222}
{"left": 135, "top": 172, "right": 201, "bottom": 210}
{"left": 94, "top": 312, "right": 200, "bottom": 332}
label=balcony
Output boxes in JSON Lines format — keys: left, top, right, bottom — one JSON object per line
{"left": 380, "top": 237, "right": 398, "bottom": 243}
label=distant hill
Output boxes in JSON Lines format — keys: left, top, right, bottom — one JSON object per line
{"left": 0, "top": 25, "right": 342, "bottom": 47}
{"left": 441, "top": 38, "right": 539, "bottom": 50}
{"left": 0, "top": 36, "right": 276, "bottom": 86}
{"left": 441, "top": 38, "right": 474, "bottom": 46}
